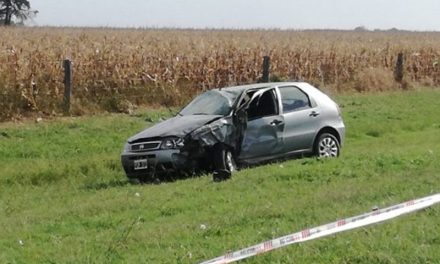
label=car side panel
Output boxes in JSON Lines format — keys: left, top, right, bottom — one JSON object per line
{"left": 239, "top": 115, "right": 285, "bottom": 160}
{"left": 282, "top": 107, "right": 320, "bottom": 152}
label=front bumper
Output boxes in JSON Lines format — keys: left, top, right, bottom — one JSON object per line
{"left": 121, "top": 149, "right": 189, "bottom": 179}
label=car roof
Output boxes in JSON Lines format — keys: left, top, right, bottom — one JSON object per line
{"left": 214, "top": 82, "right": 315, "bottom": 96}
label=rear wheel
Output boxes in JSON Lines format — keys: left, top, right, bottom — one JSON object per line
{"left": 314, "top": 133, "right": 340, "bottom": 158}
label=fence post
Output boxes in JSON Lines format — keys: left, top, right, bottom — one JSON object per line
{"left": 394, "top": 52, "right": 404, "bottom": 83}
{"left": 261, "top": 56, "right": 270, "bottom": 83}
{"left": 63, "top": 59, "right": 72, "bottom": 114}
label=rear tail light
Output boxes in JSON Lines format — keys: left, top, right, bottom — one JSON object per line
{"left": 336, "top": 104, "right": 342, "bottom": 117}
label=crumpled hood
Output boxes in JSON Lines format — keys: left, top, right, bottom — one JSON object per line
{"left": 128, "top": 115, "right": 222, "bottom": 142}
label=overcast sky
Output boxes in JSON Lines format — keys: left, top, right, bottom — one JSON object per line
{"left": 30, "top": 0, "right": 440, "bottom": 31}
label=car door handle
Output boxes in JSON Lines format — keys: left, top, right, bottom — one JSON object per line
{"left": 309, "top": 111, "right": 320, "bottom": 117}
{"left": 270, "top": 119, "right": 284, "bottom": 126}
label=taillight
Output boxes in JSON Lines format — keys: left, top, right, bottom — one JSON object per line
{"left": 336, "top": 104, "right": 342, "bottom": 117}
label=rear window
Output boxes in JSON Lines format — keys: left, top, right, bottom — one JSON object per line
{"left": 279, "top": 86, "right": 311, "bottom": 113}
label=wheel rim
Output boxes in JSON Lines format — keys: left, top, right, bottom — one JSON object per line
{"left": 225, "top": 151, "right": 236, "bottom": 172}
{"left": 318, "top": 137, "right": 339, "bottom": 158}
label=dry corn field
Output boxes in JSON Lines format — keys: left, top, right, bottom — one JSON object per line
{"left": 0, "top": 27, "right": 439, "bottom": 120}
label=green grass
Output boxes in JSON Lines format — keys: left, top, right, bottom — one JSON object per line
{"left": 1, "top": 89, "right": 440, "bottom": 264}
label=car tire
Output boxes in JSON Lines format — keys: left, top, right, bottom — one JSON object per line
{"left": 213, "top": 144, "right": 237, "bottom": 181}
{"left": 314, "top": 133, "right": 340, "bottom": 158}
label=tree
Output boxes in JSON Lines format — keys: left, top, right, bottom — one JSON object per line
{"left": 354, "top": 26, "right": 368, "bottom": 32}
{"left": 0, "top": 0, "right": 37, "bottom": 26}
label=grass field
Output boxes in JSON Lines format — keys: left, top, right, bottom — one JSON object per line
{"left": 0, "top": 89, "right": 439, "bottom": 263}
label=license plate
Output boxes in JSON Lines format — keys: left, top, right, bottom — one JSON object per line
{"left": 134, "top": 159, "right": 148, "bottom": 170}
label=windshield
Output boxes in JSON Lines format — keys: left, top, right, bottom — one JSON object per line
{"left": 179, "top": 90, "right": 236, "bottom": 116}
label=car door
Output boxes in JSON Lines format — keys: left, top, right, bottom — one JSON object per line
{"left": 278, "top": 86, "right": 320, "bottom": 152}
{"left": 239, "top": 88, "right": 285, "bottom": 160}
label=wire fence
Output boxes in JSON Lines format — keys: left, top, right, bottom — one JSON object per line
{"left": 1, "top": 53, "right": 439, "bottom": 121}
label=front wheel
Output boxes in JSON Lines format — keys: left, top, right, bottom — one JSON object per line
{"left": 212, "top": 145, "right": 237, "bottom": 181}
{"left": 314, "top": 133, "right": 340, "bottom": 158}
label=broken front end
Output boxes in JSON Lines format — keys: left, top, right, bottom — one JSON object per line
{"left": 121, "top": 114, "right": 245, "bottom": 181}
{"left": 121, "top": 89, "right": 246, "bottom": 181}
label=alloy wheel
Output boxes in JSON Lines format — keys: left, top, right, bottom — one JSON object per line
{"left": 225, "top": 151, "right": 236, "bottom": 172}
{"left": 318, "top": 136, "right": 339, "bottom": 157}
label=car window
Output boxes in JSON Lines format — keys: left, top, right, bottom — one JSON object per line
{"left": 279, "top": 86, "right": 311, "bottom": 113}
{"left": 179, "top": 90, "right": 233, "bottom": 116}
{"left": 247, "top": 89, "right": 279, "bottom": 119}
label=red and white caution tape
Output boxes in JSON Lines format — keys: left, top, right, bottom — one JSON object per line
{"left": 200, "top": 193, "right": 440, "bottom": 264}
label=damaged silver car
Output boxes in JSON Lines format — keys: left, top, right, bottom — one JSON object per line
{"left": 121, "top": 82, "right": 345, "bottom": 181}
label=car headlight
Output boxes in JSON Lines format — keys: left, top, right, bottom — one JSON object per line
{"left": 161, "top": 139, "right": 175, "bottom": 149}
{"left": 161, "top": 138, "right": 184, "bottom": 149}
